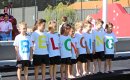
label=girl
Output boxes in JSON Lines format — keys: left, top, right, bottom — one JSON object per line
{"left": 75, "top": 22, "right": 87, "bottom": 76}
{"left": 69, "top": 27, "right": 80, "bottom": 78}
{"left": 104, "top": 22, "right": 118, "bottom": 73}
{"left": 48, "top": 20, "right": 61, "bottom": 80}
{"left": 31, "top": 19, "right": 49, "bottom": 80}
{"left": 13, "top": 22, "right": 33, "bottom": 80}
{"left": 60, "top": 23, "right": 72, "bottom": 80}
{"left": 93, "top": 19, "right": 105, "bottom": 74}
{"left": 83, "top": 21, "right": 95, "bottom": 75}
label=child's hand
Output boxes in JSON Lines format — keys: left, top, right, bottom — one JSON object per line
{"left": 93, "top": 50, "right": 96, "bottom": 54}
{"left": 87, "top": 49, "right": 90, "bottom": 54}
{"left": 29, "top": 56, "right": 33, "bottom": 61}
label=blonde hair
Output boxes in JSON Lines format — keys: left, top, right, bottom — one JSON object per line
{"left": 74, "top": 22, "right": 82, "bottom": 30}
{"left": 48, "top": 24, "right": 53, "bottom": 31}
{"left": 18, "top": 21, "right": 27, "bottom": 28}
{"left": 85, "top": 15, "right": 92, "bottom": 21}
{"left": 48, "top": 20, "right": 56, "bottom": 31}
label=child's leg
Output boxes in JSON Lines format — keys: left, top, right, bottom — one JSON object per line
{"left": 41, "top": 64, "right": 46, "bottom": 80}
{"left": 71, "top": 64, "right": 75, "bottom": 78}
{"left": 93, "top": 59, "right": 97, "bottom": 74}
{"left": 24, "top": 67, "right": 29, "bottom": 80}
{"left": 66, "top": 64, "right": 71, "bottom": 78}
{"left": 17, "top": 67, "right": 22, "bottom": 80}
{"left": 76, "top": 62, "right": 80, "bottom": 76}
{"left": 104, "top": 59, "right": 108, "bottom": 73}
{"left": 50, "top": 65, "right": 54, "bottom": 80}
{"left": 108, "top": 59, "right": 112, "bottom": 72}
{"left": 34, "top": 66, "right": 39, "bottom": 80}
{"left": 69, "top": 65, "right": 72, "bottom": 75}
{"left": 87, "top": 60, "right": 91, "bottom": 74}
{"left": 60, "top": 64, "right": 65, "bottom": 80}
{"left": 53, "top": 64, "right": 57, "bottom": 80}
{"left": 82, "top": 63, "right": 87, "bottom": 75}
{"left": 98, "top": 59, "right": 102, "bottom": 72}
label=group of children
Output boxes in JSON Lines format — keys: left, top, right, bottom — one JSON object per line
{"left": 13, "top": 18, "right": 118, "bottom": 80}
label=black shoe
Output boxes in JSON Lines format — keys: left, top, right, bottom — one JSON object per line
{"left": 97, "top": 72, "right": 103, "bottom": 74}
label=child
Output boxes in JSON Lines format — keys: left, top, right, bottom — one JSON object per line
{"left": 104, "top": 22, "right": 118, "bottom": 73}
{"left": 13, "top": 22, "right": 33, "bottom": 80}
{"left": 60, "top": 23, "right": 72, "bottom": 80}
{"left": 75, "top": 22, "right": 87, "bottom": 76}
{"left": 48, "top": 20, "right": 61, "bottom": 80}
{"left": 31, "top": 19, "right": 49, "bottom": 80}
{"left": 69, "top": 27, "right": 80, "bottom": 78}
{"left": 93, "top": 19, "right": 105, "bottom": 73}
{"left": 83, "top": 21, "right": 95, "bottom": 75}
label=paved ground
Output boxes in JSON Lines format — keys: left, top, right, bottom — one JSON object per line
{"left": 1, "top": 59, "right": 130, "bottom": 80}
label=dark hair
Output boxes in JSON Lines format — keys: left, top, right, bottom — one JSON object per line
{"left": 4, "top": 6, "right": 8, "bottom": 8}
{"left": 32, "top": 19, "right": 46, "bottom": 32}
{"left": 96, "top": 19, "right": 104, "bottom": 25}
{"left": 62, "top": 16, "right": 67, "bottom": 22}
{"left": 4, "top": 13, "right": 9, "bottom": 17}
{"left": 0, "top": 14, "right": 4, "bottom": 17}
{"left": 60, "top": 23, "right": 71, "bottom": 35}
{"left": 105, "top": 22, "right": 113, "bottom": 29}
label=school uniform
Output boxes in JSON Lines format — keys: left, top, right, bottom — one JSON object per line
{"left": 75, "top": 32, "right": 87, "bottom": 63}
{"left": 104, "top": 32, "right": 118, "bottom": 59}
{"left": 60, "top": 35, "right": 72, "bottom": 64}
{"left": 31, "top": 30, "right": 49, "bottom": 66}
{"left": 83, "top": 32, "right": 94, "bottom": 61}
{"left": 71, "top": 37, "right": 79, "bottom": 64}
{"left": 13, "top": 34, "right": 33, "bottom": 68}
{"left": 93, "top": 28, "right": 105, "bottom": 60}
{"left": 47, "top": 32, "right": 61, "bottom": 65}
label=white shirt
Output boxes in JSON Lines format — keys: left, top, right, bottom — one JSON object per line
{"left": 60, "top": 35, "right": 72, "bottom": 58}
{"left": 31, "top": 30, "right": 49, "bottom": 55}
{"left": 93, "top": 28, "right": 105, "bottom": 52}
{"left": 71, "top": 37, "right": 79, "bottom": 59}
{"left": 58, "top": 24, "right": 62, "bottom": 34}
{"left": 75, "top": 32, "right": 86, "bottom": 54}
{"left": 13, "top": 34, "right": 33, "bottom": 60}
{"left": 0, "top": 21, "right": 12, "bottom": 32}
{"left": 104, "top": 32, "right": 118, "bottom": 54}
{"left": 83, "top": 32, "right": 94, "bottom": 53}
{"left": 47, "top": 32, "right": 60, "bottom": 57}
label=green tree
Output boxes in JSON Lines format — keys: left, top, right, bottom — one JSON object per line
{"left": 43, "top": 2, "right": 76, "bottom": 31}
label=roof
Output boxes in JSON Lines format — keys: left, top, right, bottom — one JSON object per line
{"left": 69, "top": 0, "right": 130, "bottom": 10}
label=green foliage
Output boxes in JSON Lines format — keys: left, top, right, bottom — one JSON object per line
{"left": 43, "top": 2, "right": 76, "bottom": 30}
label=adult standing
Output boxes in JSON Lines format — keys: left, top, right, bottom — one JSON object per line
{"left": 58, "top": 16, "right": 68, "bottom": 34}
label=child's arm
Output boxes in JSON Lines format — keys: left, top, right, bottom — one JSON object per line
{"left": 85, "top": 41, "right": 90, "bottom": 54}
{"left": 76, "top": 48, "right": 79, "bottom": 58}
{"left": 92, "top": 41, "right": 95, "bottom": 54}
{"left": 114, "top": 43, "right": 117, "bottom": 53}
{"left": 14, "top": 46, "right": 21, "bottom": 61}
{"left": 30, "top": 47, "right": 33, "bottom": 61}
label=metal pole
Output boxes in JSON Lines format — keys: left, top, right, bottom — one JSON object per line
{"left": 102, "top": 0, "right": 108, "bottom": 28}
{"left": 55, "top": 0, "right": 57, "bottom": 21}
{"left": 81, "top": 0, "right": 83, "bottom": 21}
{"left": 34, "top": 0, "right": 37, "bottom": 22}
{"left": 22, "top": 0, "right": 25, "bottom": 21}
